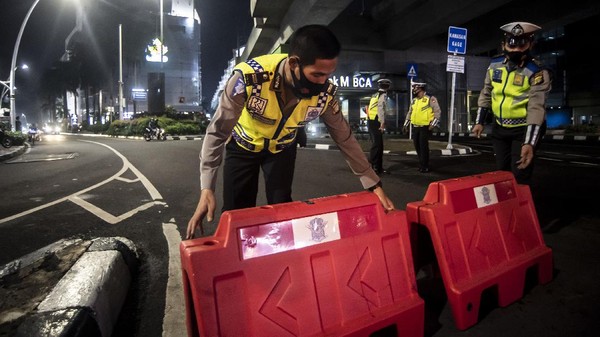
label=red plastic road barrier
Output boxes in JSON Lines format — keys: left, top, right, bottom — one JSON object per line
{"left": 406, "top": 171, "right": 553, "bottom": 330}
{"left": 180, "top": 191, "right": 424, "bottom": 337}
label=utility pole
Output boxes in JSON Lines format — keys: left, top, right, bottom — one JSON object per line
{"left": 119, "top": 24, "right": 124, "bottom": 120}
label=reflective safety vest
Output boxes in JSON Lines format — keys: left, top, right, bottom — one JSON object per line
{"left": 233, "top": 54, "right": 337, "bottom": 153}
{"left": 367, "top": 94, "right": 379, "bottom": 121}
{"left": 488, "top": 56, "right": 543, "bottom": 127}
{"left": 410, "top": 95, "right": 435, "bottom": 126}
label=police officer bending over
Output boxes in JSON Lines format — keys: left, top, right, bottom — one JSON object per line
{"left": 186, "top": 25, "right": 395, "bottom": 239}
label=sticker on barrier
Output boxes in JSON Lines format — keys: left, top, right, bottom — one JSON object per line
{"left": 406, "top": 171, "right": 553, "bottom": 330}
{"left": 180, "top": 191, "right": 424, "bottom": 337}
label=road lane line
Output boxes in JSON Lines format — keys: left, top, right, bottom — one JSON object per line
{"left": 162, "top": 221, "right": 185, "bottom": 337}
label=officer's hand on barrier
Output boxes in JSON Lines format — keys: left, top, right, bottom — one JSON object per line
{"left": 373, "top": 186, "right": 395, "bottom": 212}
{"left": 186, "top": 189, "right": 216, "bottom": 239}
{"left": 402, "top": 126, "right": 408, "bottom": 134}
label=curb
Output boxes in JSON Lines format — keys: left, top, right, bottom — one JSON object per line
{"left": 0, "top": 237, "right": 138, "bottom": 337}
{"left": 303, "top": 142, "right": 475, "bottom": 156}
{"left": 0, "top": 144, "right": 28, "bottom": 162}
{"left": 430, "top": 131, "right": 600, "bottom": 142}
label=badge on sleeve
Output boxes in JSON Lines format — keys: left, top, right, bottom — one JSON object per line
{"left": 232, "top": 76, "right": 246, "bottom": 97}
{"left": 531, "top": 72, "right": 544, "bottom": 85}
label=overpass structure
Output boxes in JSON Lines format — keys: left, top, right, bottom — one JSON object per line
{"left": 226, "top": 0, "right": 600, "bottom": 132}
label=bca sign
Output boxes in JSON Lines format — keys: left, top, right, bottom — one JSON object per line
{"left": 447, "top": 26, "right": 467, "bottom": 54}
{"left": 330, "top": 76, "right": 373, "bottom": 89}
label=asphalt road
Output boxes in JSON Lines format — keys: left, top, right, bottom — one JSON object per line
{"left": 1, "top": 133, "right": 599, "bottom": 337}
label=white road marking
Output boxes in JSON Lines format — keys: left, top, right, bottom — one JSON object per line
{"left": 0, "top": 140, "right": 185, "bottom": 336}
{"left": 162, "top": 221, "right": 186, "bottom": 337}
{"left": 0, "top": 140, "right": 163, "bottom": 225}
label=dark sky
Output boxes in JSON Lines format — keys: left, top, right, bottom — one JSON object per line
{"left": 0, "top": 0, "right": 252, "bottom": 123}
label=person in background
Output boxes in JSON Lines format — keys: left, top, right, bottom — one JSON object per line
{"left": 403, "top": 80, "right": 441, "bottom": 173}
{"left": 186, "top": 24, "right": 395, "bottom": 239}
{"left": 15, "top": 116, "right": 22, "bottom": 133}
{"left": 472, "top": 21, "right": 552, "bottom": 185}
{"left": 367, "top": 78, "right": 391, "bottom": 175}
{"left": 148, "top": 118, "right": 161, "bottom": 139}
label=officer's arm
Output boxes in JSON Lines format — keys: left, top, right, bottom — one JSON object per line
{"left": 199, "top": 71, "right": 247, "bottom": 192}
{"left": 429, "top": 96, "right": 441, "bottom": 129}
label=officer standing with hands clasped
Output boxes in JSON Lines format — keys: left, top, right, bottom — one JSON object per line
{"left": 403, "top": 79, "right": 441, "bottom": 173}
{"left": 472, "top": 22, "right": 552, "bottom": 185}
{"left": 186, "top": 24, "right": 395, "bottom": 239}
{"left": 367, "top": 78, "right": 391, "bottom": 175}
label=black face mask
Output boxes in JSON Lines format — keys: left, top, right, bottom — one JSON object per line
{"left": 504, "top": 50, "right": 530, "bottom": 65}
{"left": 291, "top": 64, "right": 327, "bottom": 98}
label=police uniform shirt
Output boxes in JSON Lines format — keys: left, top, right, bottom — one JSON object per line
{"left": 199, "top": 57, "right": 380, "bottom": 192}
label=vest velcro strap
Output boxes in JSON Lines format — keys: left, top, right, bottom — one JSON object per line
{"left": 496, "top": 117, "right": 527, "bottom": 126}
{"left": 325, "top": 82, "right": 337, "bottom": 96}
{"left": 244, "top": 72, "right": 270, "bottom": 86}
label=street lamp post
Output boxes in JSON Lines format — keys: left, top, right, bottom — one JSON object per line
{"left": 1, "top": 65, "right": 28, "bottom": 103}
{"left": 9, "top": 0, "right": 42, "bottom": 131}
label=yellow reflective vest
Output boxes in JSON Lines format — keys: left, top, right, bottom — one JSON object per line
{"left": 368, "top": 94, "right": 379, "bottom": 121}
{"left": 487, "top": 56, "right": 544, "bottom": 127}
{"left": 233, "top": 54, "right": 337, "bottom": 153}
{"left": 409, "top": 95, "right": 435, "bottom": 126}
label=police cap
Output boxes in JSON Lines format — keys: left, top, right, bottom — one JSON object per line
{"left": 500, "top": 22, "right": 541, "bottom": 37}
{"left": 377, "top": 78, "right": 391, "bottom": 91}
{"left": 411, "top": 79, "right": 426, "bottom": 88}
{"left": 500, "top": 22, "right": 540, "bottom": 48}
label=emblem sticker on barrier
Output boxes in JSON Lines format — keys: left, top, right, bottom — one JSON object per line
{"left": 239, "top": 206, "right": 379, "bottom": 260}
{"left": 450, "top": 180, "right": 516, "bottom": 213}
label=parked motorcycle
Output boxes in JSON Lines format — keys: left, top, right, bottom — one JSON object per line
{"left": 1, "top": 128, "right": 14, "bottom": 148}
{"left": 143, "top": 126, "right": 166, "bottom": 141}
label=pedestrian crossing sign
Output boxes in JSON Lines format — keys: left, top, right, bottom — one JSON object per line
{"left": 407, "top": 63, "right": 418, "bottom": 77}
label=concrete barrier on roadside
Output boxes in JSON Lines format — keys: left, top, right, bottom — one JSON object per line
{"left": 0, "top": 237, "right": 138, "bottom": 337}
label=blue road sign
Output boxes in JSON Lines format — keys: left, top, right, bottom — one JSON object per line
{"left": 448, "top": 26, "right": 467, "bottom": 54}
{"left": 407, "top": 63, "right": 418, "bottom": 77}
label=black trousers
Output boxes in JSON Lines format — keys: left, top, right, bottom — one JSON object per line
{"left": 222, "top": 141, "right": 297, "bottom": 211}
{"left": 368, "top": 119, "right": 384, "bottom": 171}
{"left": 412, "top": 125, "right": 431, "bottom": 170}
{"left": 491, "top": 121, "right": 546, "bottom": 185}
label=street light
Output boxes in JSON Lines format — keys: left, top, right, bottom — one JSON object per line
{"left": 1, "top": 64, "right": 28, "bottom": 104}
{"left": 9, "top": 0, "right": 41, "bottom": 131}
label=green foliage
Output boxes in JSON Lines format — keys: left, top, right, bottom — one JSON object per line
{"left": 4, "top": 131, "right": 27, "bottom": 145}
{"left": 86, "top": 122, "right": 110, "bottom": 134}
{"left": 87, "top": 114, "right": 207, "bottom": 137}
{"left": 164, "top": 119, "right": 202, "bottom": 135}
{"left": 106, "top": 120, "right": 135, "bottom": 137}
